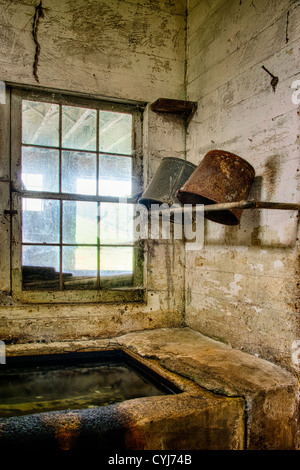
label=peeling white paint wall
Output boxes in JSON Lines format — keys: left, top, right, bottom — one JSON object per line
{"left": 185, "top": 0, "right": 300, "bottom": 371}
{"left": 0, "top": 0, "right": 187, "bottom": 342}
{"left": 0, "top": 0, "right": 186, "bottom": 102}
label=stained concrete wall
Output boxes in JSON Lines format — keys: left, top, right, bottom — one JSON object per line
{"left": 185, "top": 0, "right": 300, "bottom": 372}
{"left": 0, "top": 0, "right": 186, "bottom": 102}
{"left": 0, "top": 0, "right": 187, "bottom": 342}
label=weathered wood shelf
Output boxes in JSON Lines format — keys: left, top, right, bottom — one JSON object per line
{"left": 150, "top": 98, "right": 197, "bottom": 117}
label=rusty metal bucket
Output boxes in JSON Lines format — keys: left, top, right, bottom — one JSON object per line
{"left": 139, "top": 157, "right": 197, "bottom": 209}
{"left": 176, "top": 150, "right": 255, "bottom": 225}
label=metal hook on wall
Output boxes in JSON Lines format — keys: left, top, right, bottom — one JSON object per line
{"left": 262, "top": 65, "right": 279, "bottom": 93}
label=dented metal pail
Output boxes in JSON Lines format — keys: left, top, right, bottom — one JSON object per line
{"left": 176, "top": 150, "right": 255, "bottom": 225}
{"left": 139, "top": 157, "right": 197, "bottom": 209}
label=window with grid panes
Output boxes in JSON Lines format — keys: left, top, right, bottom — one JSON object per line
{"left": 10, "top": 89, "right": 144, "bottom": 303}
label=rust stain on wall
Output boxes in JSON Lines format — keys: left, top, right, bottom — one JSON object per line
{"left": 44, "top": 412, "right": 81, "bottom": 450}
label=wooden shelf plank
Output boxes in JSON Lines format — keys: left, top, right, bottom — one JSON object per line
{"left": 150, "top": 98, "right": 197, "bottom": 116}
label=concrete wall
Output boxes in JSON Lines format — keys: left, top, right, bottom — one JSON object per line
{"left": 0, "top": 0, "right": 187, "bottom": 342}
{"left": 185, "top": 0, "right": 300, "bottom": 372}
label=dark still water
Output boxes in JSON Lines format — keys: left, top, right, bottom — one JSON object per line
{"left": 0, "top": 360, "right": 169, "bottom": 418}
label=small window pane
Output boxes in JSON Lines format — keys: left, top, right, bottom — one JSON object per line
{"left": 100, "top": 203, "right": 134, "bottom": 244}
{"left": 100, "top": 246, "right": 133, "bottom": 288}
{"left": 22, "top": 199, "right": 60, "bottom": 243}
{"left": 22, "top": 246, "right": 60, "bottom": 290}
{"left": 100, "top": 111, "right": 132, "bottom": 155}
{"left": 22, "top": 100, "right": 59, "bottom": 147}
{"left": 62, "top": 106, "right": 96, "bottom": 151}
{"left": 99, "top": 155, "right": 132, "bottom": 197}
{"left": 63, "top": 246, "right": 97, "bottom": 290}
{"left": 22, "top": 147, "right": 59, "bottom": 193}
{"left": 62, "top": 151, "right": 97, "bottom": 195}
{"left": 63, "top": 201, "right": 98, "bottom": 244}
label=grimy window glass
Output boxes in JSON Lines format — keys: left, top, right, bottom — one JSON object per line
{"left": 19, "top": 97, "right": 139, "bottom": 292}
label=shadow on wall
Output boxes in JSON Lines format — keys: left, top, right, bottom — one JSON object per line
{"left": 204, "top": 176, "right": 299, "bottom": 248}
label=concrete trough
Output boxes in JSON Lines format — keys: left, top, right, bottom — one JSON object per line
{"left": 0, "top": 348, "right": 245, "bottom": 451}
